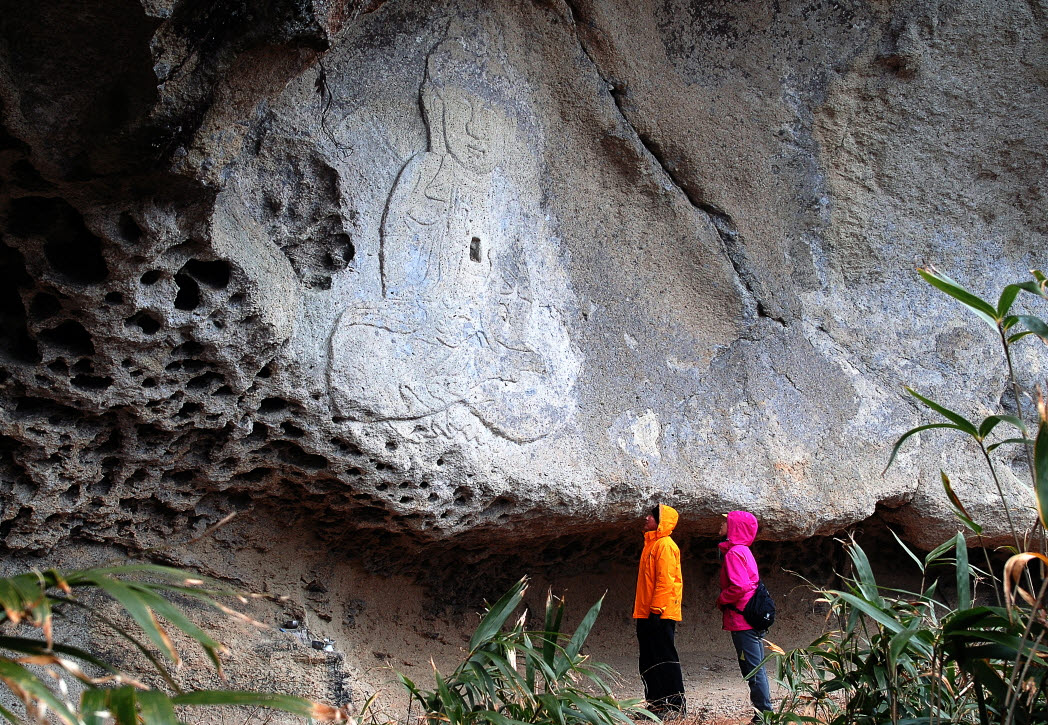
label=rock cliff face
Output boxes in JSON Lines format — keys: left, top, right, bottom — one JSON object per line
{"left": 0, "top": 0, "right": 1045, "bottom": 562}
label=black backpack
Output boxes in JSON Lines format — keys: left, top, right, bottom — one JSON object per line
{"left": 732, "top": 581, "right": 776, "bottom": 630}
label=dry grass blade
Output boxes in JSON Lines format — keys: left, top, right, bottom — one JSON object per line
{"left": 1003, "top": 552, "right": 1048, "bottom": 613}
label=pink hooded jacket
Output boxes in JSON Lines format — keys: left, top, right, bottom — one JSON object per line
{"left": 716, "top": 510, "right": 760, "bottom": 631}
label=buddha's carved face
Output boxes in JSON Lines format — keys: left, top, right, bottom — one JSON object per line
{"left": 437, "top": 88, "right": 500, "bottom": 176}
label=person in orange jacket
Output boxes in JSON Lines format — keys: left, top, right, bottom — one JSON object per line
{"left": 633, "top": 503, "right": 685, "bottom": 718}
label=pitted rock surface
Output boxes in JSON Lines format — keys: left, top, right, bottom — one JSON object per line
{"left": 1, "top": 0, "right": 1045, "bottom": 557}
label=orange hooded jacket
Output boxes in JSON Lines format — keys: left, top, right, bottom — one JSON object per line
{"left": 632, "top": 504, "right": 683, "bottom": 621}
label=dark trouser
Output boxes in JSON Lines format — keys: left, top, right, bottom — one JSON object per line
{"left": 636, "top": 618, "right": 686, "bottom": 716}
{"left": 730, "top": 628, "right": 773, "bottom": 715}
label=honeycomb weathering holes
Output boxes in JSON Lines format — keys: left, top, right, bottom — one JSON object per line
{"left": 118, "top": 212, "right": 143, "bottom": 243}
{"left": 182, "top": 259, "right": 231, "bottom": 289}
{"left": 9, "top": 197, "right": 109, "bottom": 285}
{"left": 39, "top": 320, "right": 94, "bottom": 356}
{"left": 174, "top": 273, "right": 200, "bottom": 310}
{"left": 126, "top": 311, "right": 161, "bottom": 334}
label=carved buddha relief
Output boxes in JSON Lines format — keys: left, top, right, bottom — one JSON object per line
{"left": 328, "top": 46, "right": 578, "bottom": 444}
{"left": 380, "top": 85, "right": 500, "bottom": 299}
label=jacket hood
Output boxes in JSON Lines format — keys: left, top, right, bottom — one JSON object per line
{"left": 655, "top": 504, "right": 679, "bottom": 538}
{"left": 723, "top": 510, "right": 757, "bottom": 547}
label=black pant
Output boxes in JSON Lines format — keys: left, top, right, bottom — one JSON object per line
{"left": 636, "top": 618, "right": 686, "bottom": 716}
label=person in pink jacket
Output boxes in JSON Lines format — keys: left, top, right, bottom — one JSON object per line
{"left": 717, "top": 510, "right": 773, "bottom": 721}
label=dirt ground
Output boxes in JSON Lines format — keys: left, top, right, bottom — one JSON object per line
{"left": 149, "top": 525, "right": 833, "bottom": 724}
{"left": 47, "top": 520, "right": 851, "bottom": 724}
{"left": 334, "top": 561, "right": 823, "bottom": 725}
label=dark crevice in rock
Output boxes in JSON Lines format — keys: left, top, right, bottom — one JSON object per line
{"left": 10, "top": 160, "right": 52, "bottom": 192}
{"left": 562, "top": 0, "right": 784, "bottom": 327}
{"left": 0, "top": 122, "right": 31, "bottom": 154}
{"left": 126, "top": 311, "right": 162, "bottom": 335}
{"left": 39, "top": 320, "right": 95, "bottom": 357}
{"left": 701, "top": 207, "right": 786, "bottom": 327}
{"left": 182, "top": 259, "right": 232, "bottom": 289}
{"left": 29, "top": 293, "right": 61, "bottom": 321}
{"left": 617, "top": 100, "right": 785, "bottom": 326}
{"left": 0, "top": 240, "right": 40, "bottom": 363}
{"left": 71, "top": 374, "right": 113, "bottom": 391}
{"left": 118, "top": 212, "right": 143, "bottom": 244}
{"left": 152, "top": 0, "right": 347, "bottom": 166}
{"left": 8, "top": 197, "right": 109, "bottom": 285}
{"left": 174, "top": 272, "right": 201, "bottom": 310}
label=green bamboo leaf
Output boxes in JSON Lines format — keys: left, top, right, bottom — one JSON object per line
{"left": 536, "top": 693, "right": 567, "bottom": 725}
{"left": 1035, "top": 415, "right": 1048, "bottom": 529}
{"left": 884, "top": 423, "right": 965, "bottom": 474}
{"left": 1032, "top": 270, "right": 1048, "bottom": 294}
{"left": 520, "top": 643, "right": 559, "bottom": 684}
{"left": 831, "top": 592, "right": 906, "bottom": 636}
{"left": 888, "top": 528, "right": 924, "bottom": 574}
{"left": 845, "top": 543, "right": 883, "bottom": 606}
{"left": 0, "top": 702, "right": 18, "bottom": 724}
{"left": 1009, "top": 278, "right": 1046, "bottom": 299}
{"left": 62, "top": 597, "right": 181, "bottom": 691}
{"left": 0, "top": 636, "right": 117, "bottom": 674}
{"left": 472, "top": 649, "right": 527, "bottom": 693}
{"left": 433, "top": 670, "right": 463, "bottom": 720}
{"left": 85, "top": 575, "right": 180, "bottom": 663}
{"left": 906, "top": 388, "right": 980, "bottom": 436}
{"left": 987, "top": 436, "right": 1030, "bottom": 453}
{"left": 126, "top": 583, "right": 225, "bottom": 673}
{"left": 956, "top": 643, "right": 1027, "bottom": 661}
{"left": 997, "top": 284, "right": 1023, "bottom": 317}
{"left": 924, "top": 538, "right": 958, "bottom": 569}
{"left": 42, "top": 569, "right": 70, "bottom": 592}
{"left": 978, "top": 414, "right": 1028, "bottom": 439}
{"left": 73, "top": 564, "right": 225, "bottom": 587}
{"left": 81, "top": 689, "right": 110, "bottom": 725}
{"left": 465, "top": 661, "right": 499, "bottom": 707}
{"left": 918, "top": 268, "right": 999, "bottom": 329}
{"left": 564, "top": 593, "right": 604, "bottom": 663}
{"left": 396, "top": 671, "right": 420, "bottom": 697}
{"left": 1008, "top": 330, "right": 1036, "bottom": 343}
{"left": 475, "top": 710, "right": 530, "bottom": 725}
{"left": 942, "top": 609, "right": 1017, "bottom": 634}
{"left": 127, "top": 584, "right": 223, "bottom": 649}
{"left": 938, "top": 470, "right": 983, "bottom": 534}
{"left": 1016, "top": 314, "right": 1048, "bottom": 344}
{"left": 9, "top": 573, "right": 49, "bottom": 629}
{"left": 137, "top": 689, "right": 179, "bottom": 725}
{"left": 563, "top": 690, "right": 604, "bottom": 725}
{"left": 0, "top": 578, "right": 25, "bottom": 624}
{"left": 522, "top": 633, "right": 535, "bottom": 693}
{"left": 966, "top": 659, "right": 1010, "bottom": 702}
{"left": 0, "top": 659, "right": 79, "bottom": 725}
{"left": 888, "top": 622, "right": 920, "bottom": 669}
{"left": 954, "top": 532, "right": 971, "bottom": 610}
{"left": 542, "top": 590, "right": 564, "bottom": 669}
{"left": 105, "top": 685, "right": 139, "bottom": 725}
{"left": 469, "top": 578, "right": 527, "bottom": 652}
{"left": 172, "top": 689, "right": 320, "bottom": 715}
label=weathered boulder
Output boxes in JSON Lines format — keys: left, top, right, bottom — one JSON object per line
{"left": 0, "top": 0, "right": 1045, "bottom": 559}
